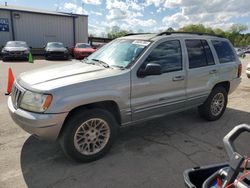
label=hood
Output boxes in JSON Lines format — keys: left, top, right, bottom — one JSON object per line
{"left": 46, "top": 47, "right": 67, "bottom": 52}
{"left": 4, "top": 47, "right": 29, "bottom": 51}
{"left": 75, "top": 48, "right": 96, "bottom": 52}
{"left": 18, "top": 61, "right": 122, "bottom": 91}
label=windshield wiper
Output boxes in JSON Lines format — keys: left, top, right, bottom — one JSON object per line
{"left": 81, "top": 58, "right": 95, "bottom": 65}
{"left": 91, "top": 59, "right": 111, "bottom": 68}
{"left": 112, "top": 65, "right": 126, "bottom": 70}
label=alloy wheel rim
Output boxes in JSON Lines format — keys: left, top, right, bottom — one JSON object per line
{"left": 74, "top": 118, "right": 110, "bottom": 155}
{"left": 211, "top": 93, "right": 225, "bottom": 116}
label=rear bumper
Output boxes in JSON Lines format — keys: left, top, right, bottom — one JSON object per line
{"left": 8, "top": 97, "right": 68, "bottom": 141}
{"left": 229, "top": 77, "right": 241, "bottom": 94}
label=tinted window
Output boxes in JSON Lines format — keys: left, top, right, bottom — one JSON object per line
{"left": 201, "top": 40, "right": 215, "bottom": 65}
{"left": 212, "top": 40, "right": 236, "bottom": 63}
{"left": 144, "top": 40, "right": 182, "bottom": 73}
{"left": 186, "top": 40, "right": 208, "bottom": 69}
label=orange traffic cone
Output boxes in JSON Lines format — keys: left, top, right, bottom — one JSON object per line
{"left": 5, "top": 68, "right": 15, "bottom": 95}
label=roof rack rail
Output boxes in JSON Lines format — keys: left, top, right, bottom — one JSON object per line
{"left": 124, "top": 33, "right": 152, "bottom": 36}
{"left": 156, "top": 31, "right": 223, "bottom": 37}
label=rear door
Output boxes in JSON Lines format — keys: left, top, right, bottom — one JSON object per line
{"left": 211, "top": 40, "right": 239, "bottom": 82}
{"left": 185, "top": 39, "right": 220, "bottom": 107}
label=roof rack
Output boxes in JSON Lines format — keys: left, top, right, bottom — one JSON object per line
{"left": 156, "top": 31, "right": 223, "bottom": 37}
{"left": 124, "top": 33, "right": 152, "bottom": 36}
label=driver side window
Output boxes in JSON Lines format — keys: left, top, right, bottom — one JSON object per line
{"left": 144, "top": 40, "right": 182, "bottom": 73}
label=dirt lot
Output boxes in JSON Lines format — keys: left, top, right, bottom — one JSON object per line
{"left": 0, "top": 57, "right": 250, "bottom": 188}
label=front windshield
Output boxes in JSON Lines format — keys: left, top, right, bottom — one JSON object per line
{"left": 6, "top": 41, "right": 28, "bottom": 47}
{"left": 47, "top": 42, "right": 64, "bottom": 48}
{"left": 76, "top": 43, "right": 91, "bottom": 48}
{"left": 87, "top": 39, "right": 151, "bottom": 68}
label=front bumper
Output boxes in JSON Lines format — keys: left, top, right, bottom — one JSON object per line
{"left": 2, "top": 52, "right": 28, "bottom": 59}
{"left": 8, "top": 97, "right": 68, "bottom": 141}
{"left": 46, "top": 52, "right": 68, "bottom": 59}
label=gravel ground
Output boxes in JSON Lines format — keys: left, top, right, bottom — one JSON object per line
{"left": 0, "top": 56, "right": 249, "bottom": 188}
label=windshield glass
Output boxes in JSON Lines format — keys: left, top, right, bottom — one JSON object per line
{"left": 87, "top": 39, "right": 151, "bottom": 68}
{"left": 76, "top": 43, "right": 91, "bottom": 48}
{"left": 6, "top": 41, "right": 28, "bottom": 47}
{"left": 47, "top": 42, "right": 64, "bottom": 48}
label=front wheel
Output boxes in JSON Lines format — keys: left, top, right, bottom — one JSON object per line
{"left": 59, "top": 109, "right": 119, "bottom": 162}
{"left": 198, "top": 87, "right": 228, "bottom": 121}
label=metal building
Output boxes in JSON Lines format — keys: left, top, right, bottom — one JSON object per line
{"left": 0, "top": 5, "right": 88, "bottom": 48}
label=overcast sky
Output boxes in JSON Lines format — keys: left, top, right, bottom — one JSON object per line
{"left": 1, "top": 0, "right": 250, "bottom": 36}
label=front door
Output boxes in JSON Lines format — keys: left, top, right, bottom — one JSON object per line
{"left": 131, "top": 39, "right": 186, "bottom": 121}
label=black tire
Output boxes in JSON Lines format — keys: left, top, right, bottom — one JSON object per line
{"left": 59, "top": 108, "right": 119, "bottom": 162}
{"left": 247, "top": 74, "right": 250, "bottom": 79}
{"left": 2, "top": 57, "right": 7, "bottom": 62}
{"left": 198, "top": 86, "right": 228, "bottom": 121}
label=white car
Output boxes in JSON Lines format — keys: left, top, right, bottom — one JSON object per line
{"left": 247, "top": 63, "right": 250, "bottom": 78}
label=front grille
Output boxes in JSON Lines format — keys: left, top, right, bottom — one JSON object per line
{"left": 11, "top": 84, "right": 24, "bottom": 109}
{"left": 10, "top": 51, "right": 23, "bottom": 55}
{"left": 51, "top": 52, "right": 64, "bottom": 55}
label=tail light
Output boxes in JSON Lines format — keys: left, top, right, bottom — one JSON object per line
{"left": 238, "top": 63, "right": 242, "bottom": 78}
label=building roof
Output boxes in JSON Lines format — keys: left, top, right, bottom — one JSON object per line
{"left": 0, "top": 5, "right": 88, "bottom": 17}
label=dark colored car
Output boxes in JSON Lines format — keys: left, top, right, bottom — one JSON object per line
{"left": 45, "top": 42, "right": 69, "bottom": 60}
{"left": 73, "top": 43, "right": 96, "bottom": 59}
{"left": 234, "top": 48, "right": 245, "bottom": 58}
{"left": 1, "top": 41, "right": 30, "bottom": 61}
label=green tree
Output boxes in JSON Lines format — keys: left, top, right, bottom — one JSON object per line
{"left": 229, "top": 24, "right": 248, "bottom": 34}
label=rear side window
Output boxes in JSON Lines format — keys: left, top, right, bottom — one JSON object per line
{"left": 212, "top": 40, "right": 236, "bottom": 63}
{"left": 186, "top": 40, "right": 215, "bottom": 69}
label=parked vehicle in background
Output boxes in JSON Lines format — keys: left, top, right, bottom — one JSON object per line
{"left": 8, "top": 32, "right": 241, "bottom": 162}
{"left": 246, "top": 63, "right": 250, "bottom": 78}
{"left": 1, "top": 41, "right": 30, "bottom": 61}
{"left": 73, "top": 43, "right": 96, "bottom": 59}
{"left": 234, "top": 48, "right": 245, "bottom": 58}
{"left": 244, "top": 47, "right": 250, "bottom": 53}
{"left": 44, "top": 42, "right": 69, "bottom": 60}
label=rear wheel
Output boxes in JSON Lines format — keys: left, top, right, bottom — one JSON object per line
{"left": 59, "top": 108, "right": 119, "bottom": 162}
{"left": 198, "top": 86, "right": 228, "bottom": 121}
{"left": 247, "top": 74, "right": 250, "bottom": 79}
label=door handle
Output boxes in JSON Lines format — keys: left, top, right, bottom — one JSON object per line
{"left": 209, "top": 69, "right": 218, "bottom": 74}
{"left": 172, "top": 75, "right": 185, "bottom": 81}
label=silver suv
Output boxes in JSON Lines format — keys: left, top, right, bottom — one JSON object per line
{"left": 8, "top": 32, "right": 242, "bottom": 162}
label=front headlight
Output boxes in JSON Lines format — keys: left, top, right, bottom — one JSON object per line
{"left": 20, "top": 91, "right": 53, "bottom": 112}
{"left": 1, "top": 49, "right": 8, "bottom": 53}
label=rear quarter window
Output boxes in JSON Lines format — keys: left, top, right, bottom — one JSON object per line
{"left": 211, "top": 40, "right": 236, "bottom": 63}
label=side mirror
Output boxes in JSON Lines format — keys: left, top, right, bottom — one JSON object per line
{"left": 138, "top": 63, "right": 162, "bottom": 77}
